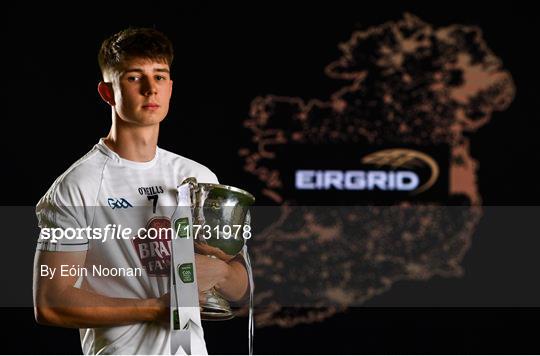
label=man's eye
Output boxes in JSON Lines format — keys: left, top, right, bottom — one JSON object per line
{"left": 127, "top": 76, "right": 140, "bottom": 82}
{"left": 156, "top": 75, "right": 167, "bottom": 81}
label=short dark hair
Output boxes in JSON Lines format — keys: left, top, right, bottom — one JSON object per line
{"left": 98, "top": 27, "right": 174, "bottom": 77}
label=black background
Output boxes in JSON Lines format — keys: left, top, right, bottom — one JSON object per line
{"left": 4, "top": 2, "right": 540, "bottom": 354}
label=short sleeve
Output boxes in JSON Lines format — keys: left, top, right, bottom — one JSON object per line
{"left": 35, "top": 182, "right": 90, "bottom": 252}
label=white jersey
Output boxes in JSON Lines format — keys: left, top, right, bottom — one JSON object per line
{"left": 35, "top": 139, "right": 218, "bottom": 355}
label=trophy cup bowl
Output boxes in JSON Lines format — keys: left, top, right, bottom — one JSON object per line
{"left": 182, "top": 177, "right": 255, "bottom": 320}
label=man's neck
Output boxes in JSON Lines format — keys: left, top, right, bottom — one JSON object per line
{"left": 104, "top": 120, "right": 159, "bottom": 162}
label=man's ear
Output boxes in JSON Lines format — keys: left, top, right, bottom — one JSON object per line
{"left": 97, "top": 81, "right": 115, "bottom": 106}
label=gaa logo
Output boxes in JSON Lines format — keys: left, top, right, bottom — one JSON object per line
{"left": 107, "top": 198, "right": 133, "bottom": 209}
{"left": 178, "top": 263, "right": 194, "bottom": 283}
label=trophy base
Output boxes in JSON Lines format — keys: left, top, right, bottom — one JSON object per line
{"left": 201, "top": 288, "right": 235, "bottom": 321}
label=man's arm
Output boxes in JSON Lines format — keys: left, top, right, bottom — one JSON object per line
{"left": 33, "top": 250, "right": 167, "bottom": 328}
{"left": 34, "top": 251, "right": 248, "bottom": 329}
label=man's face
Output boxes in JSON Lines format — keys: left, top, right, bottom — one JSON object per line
{"left": 109, "top": 57, "right": 173, "bottom": 126}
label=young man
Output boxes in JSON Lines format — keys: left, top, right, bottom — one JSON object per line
{"left": 32, "top": 28, "right": 249, "bottom": 355}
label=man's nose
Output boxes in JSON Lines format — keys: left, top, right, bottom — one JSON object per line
{"left": 142, "top": 78, "right": 158, "bottom": 96}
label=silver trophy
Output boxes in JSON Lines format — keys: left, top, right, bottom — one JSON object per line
{"left": 182, "top": 177, "right": 255, "bottom": 320}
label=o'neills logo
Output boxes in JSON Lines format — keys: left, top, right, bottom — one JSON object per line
{"left": 295, "top": 149, "right": 439, "bottom": 195}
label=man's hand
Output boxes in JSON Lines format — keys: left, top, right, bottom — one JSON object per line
{"left": 157, "top": 255, "right": 232, "bottom": 328}
{"left": 195, "top": 253, "right": 249, "bottom": 303}
{"left": 194, "top": 254, "right": 229, "bottom": 292}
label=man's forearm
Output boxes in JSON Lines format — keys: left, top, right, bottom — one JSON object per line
{"left": 35, "top": 286, "right": 164, "bottom": 328}
{"left": 215, "top": 256, "right": 249, "bottom": 302}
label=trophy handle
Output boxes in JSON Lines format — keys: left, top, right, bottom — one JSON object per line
{"left": 181, "top": 177, "right": 199, "bottom": 207}
{"left": 181, "top": 176, "right": 198, "bottom": 187}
